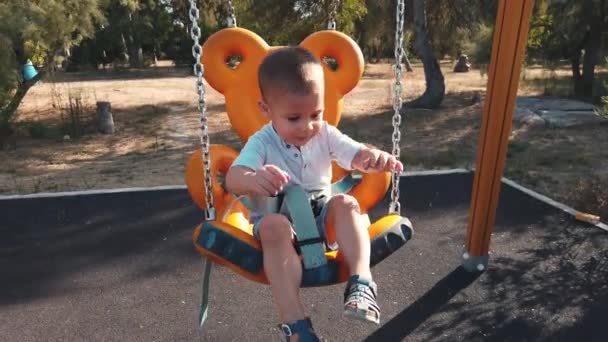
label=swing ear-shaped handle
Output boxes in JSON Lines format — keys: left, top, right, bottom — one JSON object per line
{"left": 300, "top": 30, "right": 364, "bottom": 127}
{"left": 185, "top": 144, "right": 241, "bottom": 217}
{"left": 202, "top": 28, "right": 270, "bottom": 142}
{"left": 202, "top": 28, "right": 269, "bottom": 94}
{"left": 300, "top": 30, "right": 364, "bottom": 96}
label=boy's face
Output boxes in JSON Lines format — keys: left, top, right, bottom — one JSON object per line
{"left": 259, "top": 63, "right": 324, "bottom": 147}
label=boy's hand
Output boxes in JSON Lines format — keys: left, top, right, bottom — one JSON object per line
{"left": 248, "top": 164, "right": 290, "bottom": 196}
{"left": 352, "top": 148, "right": 404, "bottom": 173}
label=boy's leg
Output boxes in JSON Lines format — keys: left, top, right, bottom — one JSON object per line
{"left": 324, "top": 194, "right": 372, "bottom": 279}
{"left": 324, "top": 194, "right": 380, "bottom": 324}
{"left": 258, "top": 213, "right": 318, "bottom": 340}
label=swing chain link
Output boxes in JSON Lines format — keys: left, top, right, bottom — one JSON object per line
{"left": 389, "top": 0, "right": 406, "bottom": 215}
{"left": 328, "top": 0, "right": 339, "bottom": 30}
{"left": 189, "top": 0, "right": 215, "bottom": 221}
{"left": 224, "top": 0, "right": 237, "bottom": 27}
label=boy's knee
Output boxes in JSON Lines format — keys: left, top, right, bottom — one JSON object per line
{"left": 258, "top": 214, "right": 293, "bottom": 244}
{"left": 330, "top": 194, "right": 360, "bottom": 212}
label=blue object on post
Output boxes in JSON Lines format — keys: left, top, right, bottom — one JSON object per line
{"left": 23, "top": 60, "right": 39, "bottom": 82}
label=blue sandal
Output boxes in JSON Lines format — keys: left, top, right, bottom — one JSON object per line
{"left": 278, "top": 317, "right": 320, "bottom": 342}
{"left": 343, "top": 275, "right": 381, "bottom": 325}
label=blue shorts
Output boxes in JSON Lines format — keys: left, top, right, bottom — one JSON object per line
{"left": 251, "top": 198, "right": 337, "bottom": 251}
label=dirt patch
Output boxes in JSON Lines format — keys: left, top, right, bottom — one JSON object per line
{"left": 2, "top": 63, "right": 607, "bottom": 218}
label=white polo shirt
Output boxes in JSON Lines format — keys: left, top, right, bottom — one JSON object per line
{"left": 231, "top": 121, "right": 364, "bottom": 193}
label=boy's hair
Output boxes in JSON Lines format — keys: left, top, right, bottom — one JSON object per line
{"left": 258, "top": 46, "right": 322, "bottom": 99}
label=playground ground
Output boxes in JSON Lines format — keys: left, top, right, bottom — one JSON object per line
{"left": 1, "top": 172, "right": 606, "bottom": 341}
{"left": 1, "top": 62, "right": 607, "bottom": 218}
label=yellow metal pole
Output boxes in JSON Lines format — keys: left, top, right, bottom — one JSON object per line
{"left": 463, "top": 0, "right": 535, "bottom": 272}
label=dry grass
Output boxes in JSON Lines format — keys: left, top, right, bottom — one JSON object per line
{"left": 2, "top": 62, "right": 607, "bottom": 218}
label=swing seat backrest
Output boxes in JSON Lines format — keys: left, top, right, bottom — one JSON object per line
{"left": 201, "top": 27, "right": 364, "bottom": 142}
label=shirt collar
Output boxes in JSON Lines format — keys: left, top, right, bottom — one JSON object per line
{"left": 269, "top": 123, "right": 293, "bottom": 149}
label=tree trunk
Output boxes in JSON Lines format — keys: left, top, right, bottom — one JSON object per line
{"left": 127, "top": 12, "right": 144, "bottom": 69}
{"left": 120, "top": 34, "right": 130, "bottom": 64}
{"left": 3, "top": 46, "right": 57, "bottom": 124}
{"left": 571, "top": 52, "right": 583, "bottom": 96}
{"left": 581, "top": 30, "right": 602, "bottom": 99}
{"left": 4, "top": 66, "right": 46, "bottom": 122}
{"left": 405, "top": 0, "right": 445, "bottom": 109}
{"left": 403, "top": 53, "right": 413, "bottom": 72}
{"left": 572, "top": 0, "right": 603, "bottom": 99}
{"left": 129, "top": 43, "right": 144, "bottom": 69}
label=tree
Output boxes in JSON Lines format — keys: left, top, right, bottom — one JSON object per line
{"left": 356, "top": 0, "right": 394, "bottom": 61}
{"left": 405, "top": 0, "right": 445, "bottom": 108}
{"left": 425, "top": 1, "right": 494, "bottom": 58}
{"left": 70, "top": 0, "right": 177, "bottom": 69}
{"left": 0, "top": 0, "right": 103, "bottom": 138}
{"left": 528, "top": 0, "right": 608, "bottom": 99}
{"left": 233, "top": 0, "right": 365, "bottom": 46}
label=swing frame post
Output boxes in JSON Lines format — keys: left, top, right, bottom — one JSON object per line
{"left": 463, "top": 0, "right": 535, "bottom": 272}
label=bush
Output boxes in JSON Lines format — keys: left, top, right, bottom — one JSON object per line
{"left": 0, "top": 36, "right": 18, "bottom": 137}
{"left": 50, "top": 83, "right": 94, "bottom": 139}
{"left": 468, "top": 24, "right": 494, "bottom": 69}
{"left": 568, "top": 175, "right": 608, "bottom": 219}
{"left": 27, "top": 122, "right": 60, "bottom": 139}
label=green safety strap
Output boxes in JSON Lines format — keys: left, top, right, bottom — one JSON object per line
{"left": 197, "top": 257, "right": 213, "bottom": 332}
{"left": 331, "top": 173, "right": 360, "bottom": 195}
{"left": 283, "top": 184, "right": 327, "bottom": 270}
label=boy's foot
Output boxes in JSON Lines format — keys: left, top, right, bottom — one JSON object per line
{"left": 343, "top": 275, "right": 381, "bottom": 325}
{"left": 278, "top": 317, "right": 320, "bottom": 342}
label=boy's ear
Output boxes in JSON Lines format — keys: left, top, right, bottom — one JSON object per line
{"left": 258, "top": 100, "right": 270, "bottom": 117}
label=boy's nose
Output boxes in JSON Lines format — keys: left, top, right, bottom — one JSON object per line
{"left": 306, "top": 121, "right": 315, "bottom": 131}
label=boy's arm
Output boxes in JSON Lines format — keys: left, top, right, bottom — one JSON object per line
{"left": 351, "top": 147, "right": 403, "bottom": 173}
{"left": 225, "top": 166, "right": 257, "bottom": 195}
{"left": 225, "top": 134, "right": 290, "bottom": 196}
{"left": 326, "top": 123, "right": 366, "bottom": 170}
{"left": 226, "top": 134, "right": 265, "bottom": 195}
{"left": 325, "top": 123, "right": 403, "bottom": 173}
{"left": 226, "top": 165, "right": 290, "bottom": 196}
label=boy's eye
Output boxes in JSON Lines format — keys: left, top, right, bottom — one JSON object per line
{"left": 288, "top": 117, "right": 299, "bottom": 122}
{"left": 311, "top": 114, "right": 320, "bottom": 120}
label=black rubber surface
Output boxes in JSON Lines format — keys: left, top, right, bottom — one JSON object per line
{"left": 1, "top": 172, "right": 607, "bottom": 341}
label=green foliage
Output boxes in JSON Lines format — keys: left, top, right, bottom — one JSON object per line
{"left": 0, "top": 0, "right": 104, "bottom": 135}
{"left": 235, "top": 0, "right": 366, "bottom": 46}
{"left": 468, "top": 24, "right": 494, "bottom": 67}
{"left": 357, "top": 0, "right": 394, "bottom": 60}
{"left": 426, "top": 1, "right": 483, "bottom": 58}
{"left": 333, "top": 0, "right": 368, "bottom": 37}
{"left": 527, "top": 0, "right": 608, "bottom": 62}
{"left": 0, "top": 36, "right": 18, "bottom": 116}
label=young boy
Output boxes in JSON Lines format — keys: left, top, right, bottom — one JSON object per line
{"left": 225, "top": 47, "right": 403, "bottom": 341}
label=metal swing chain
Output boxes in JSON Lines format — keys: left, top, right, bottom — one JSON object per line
{"left": 189, "top": 0, "right": 215, "bottom": 221}
{"left": 327, "top": 0, "right": 339, "bottom": 30}
{"left": 224, "top": 0, "right": 237, "bottom": 27}
{"left": 389, "top": 0, "right": 406, "bottom": 215}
